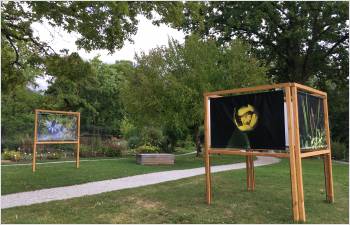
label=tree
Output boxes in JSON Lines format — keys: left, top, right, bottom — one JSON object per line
{"left": 1, "top": 88, "right": 44, "bottom": 149}
{"left": 1, "top": 1, "right": 186, "bottom": 97}
{"left": 167, "top": 1, "right": 349, "bottom": 85}
{"left": 1, "top": 1, "right": 185, "bottom": 62}
{"left": 121, "top": 35, "right": 267, "bottom": 156}
{"left": 44, "top": 53, "right": 133, "bottom": 135}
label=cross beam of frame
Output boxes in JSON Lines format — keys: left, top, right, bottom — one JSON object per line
{"left": 32, "top": 109, "right": 81, "bottom": 172}
{"left": 203, "top": 83, "right": 334, "bottom": 222}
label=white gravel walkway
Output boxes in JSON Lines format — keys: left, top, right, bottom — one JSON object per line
{"left": 1, "top": 156, "right": 280, "bottom": 209}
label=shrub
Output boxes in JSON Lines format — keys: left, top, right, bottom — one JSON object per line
{"left": 142, "top": 127, "right": 164, "bottom": 147}
{"left": 120, "top": 118, "right": 138, "bottom": 139}
{"left": 103, "top": 146, "right": 122, "bottom": 157}
{"left": 103, "top": 137, "right": 126, "bottom": 157}
{"left": 332, "top": 141, "right": 347, "bottom": 160}
{"left": 135, "top": 144, "right": 160, "bottom": 154}
{"left": 2, "top": 150, "right": 22, "bottom": 161}
{"left": 46, "top": 152, "right": 63, "bottom": 160}
{"left": 128, "top": 136, "right": 142, "bottom": 149}
{"left": 177, "top": 135, "right": 195, "bottom": 149}
{"left": 22, "top": 152, "right": 33, "bottom": 160}
{"left": 79, "top": 145, "right": 92, "bottom": 158}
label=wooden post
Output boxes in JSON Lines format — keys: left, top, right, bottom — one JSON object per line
{"left": 285, "top": 86, "right": 299, "bottom": 221}
{"left": 204, "top": 95, "right": 212, "bottom": 204}
{"left": 246, "top": 154, "right": 255, "bottom": 191}
{"left": 32, "top": 110, "right": 38, "bottom": 172}
{"left": 76, "top": 112, "right": 81, "bottom": 169}
{"left": 250, "top": 154, "right": 255, "bottom": 191}
{"left": 322, "top": 97, "right": 334, "bottom": 203}
{"left": 291, "top": 86, "right": 306, "bottom": 222}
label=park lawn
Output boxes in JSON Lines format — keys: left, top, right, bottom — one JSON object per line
{"left": 1, "top": 159, "right": 348, "bottom": 224}
{"left": 2, "top": 153, "right": 245, "bottom": 195}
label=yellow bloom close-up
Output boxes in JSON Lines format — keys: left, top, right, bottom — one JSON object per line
{"left": 234, "top": 104, "right": 258, "bottom": 131}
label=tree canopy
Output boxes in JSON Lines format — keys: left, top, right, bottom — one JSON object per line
{"left": 168, "top": 1, "right": 349, "bottom": 86}
{"left": 121, "top": 35, "right": 267, "bottom": 155}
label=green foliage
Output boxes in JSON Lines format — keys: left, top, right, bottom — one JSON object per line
{"left": 1, "top": 88, "right": 43, "bottom": 149}
{"left": 127, "top": 136, "right": 142, "bottom": 149}
{"left": 120, "top": 118, "right": 138, "bottom": 140}
{"left": 1, "top": 1, "right": 184, "bottom": 76}
{"left": 172, "top": 2, "right": 349, "bottom": 85}
{"left": 121, "top": 35, "right": 267, "bottom": 155}
{"left": 332, "top": 141, "right": 347, "bottom": 161}
{"left": 46, "top": 152, "right": 63, "bottom": 160}
{"left": 2, "top": 150, "right": 22, "bottom": 161}
{"left": 102, "top": 146, "right": 122, "bottom": 157}
{"left": 326, "top": 83, "right": 349, "bottom": 146}
{"left": 135, "top": 144, "right": 161, "bottom": 154}
{"left": 79, "top": 145, "right": 92, "bottom": 158}
{"left": 141, "top": 127, "right": 165, "bottom": 148}
{"left": 177, "top": 135, "right": 195, "bottom": 149}
{"left": 103, "top": 138, "right": 126, "bottom": 157}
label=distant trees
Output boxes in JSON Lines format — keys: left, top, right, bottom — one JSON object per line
{"left": 1, "top": 1, "right": 348, "bottom": 156}
{"left": 121, "top": 35, "right": 267, "bottom": 156}
{"left": 168, "top": 2, "right": 348, "bottom": 86}
{"left": 1, "top": 53, "right": 133, "bottom": 149}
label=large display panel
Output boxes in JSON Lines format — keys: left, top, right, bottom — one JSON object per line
{"left": 210, "top": 90, "right": 285, "bottom": 150}
{"left": 297, "top": 91, "right": 327, "bottom": 149}
{"left": 37, "top": 112, "right": 78, "bottom": 141}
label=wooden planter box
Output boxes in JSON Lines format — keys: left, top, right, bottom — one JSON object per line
{"left": 136, "top": 153, "right": 175, "bottom": 165}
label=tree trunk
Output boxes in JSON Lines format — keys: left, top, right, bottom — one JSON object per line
{"left": 194, "top": 125, "right": 202, "bottom": 157}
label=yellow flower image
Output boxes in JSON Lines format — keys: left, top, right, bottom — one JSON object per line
{"left": 233, "top": 104, "right": 258, "bottom": 131}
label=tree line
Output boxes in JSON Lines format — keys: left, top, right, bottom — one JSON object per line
{"left": 1, "top": 1, "right": 348, "bottom": 158}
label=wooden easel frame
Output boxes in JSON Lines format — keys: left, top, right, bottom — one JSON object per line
{"left": 32, "top": 109, "right": 81, "bottom": 172}
{"left": 203, "top": 83, "right": 334, "bottom": 222}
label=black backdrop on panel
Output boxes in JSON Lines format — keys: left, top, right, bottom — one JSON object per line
{"left": 210, "top": 90, "right": 286, "bottom": 150}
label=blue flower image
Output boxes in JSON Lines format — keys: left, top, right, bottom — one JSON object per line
{"left": 37, "top": 113, "right": 77, "bottom": 141}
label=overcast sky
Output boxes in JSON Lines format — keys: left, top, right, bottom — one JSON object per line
{"left": 31, "top": 15, "right": 185, "bottom": 90}
{"left": 31, "top": 15, "right": 185, "bottom": 64}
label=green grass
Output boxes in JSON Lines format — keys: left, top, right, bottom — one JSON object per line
{"left": 1, "top": 159, "right": 348, "bottom": 224}
{"left": 1, "top": 153, "right": 244, "bottom": 195}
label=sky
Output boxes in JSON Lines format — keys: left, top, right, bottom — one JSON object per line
{"left": 31, "top": 15, "right": 186, "bottom": 90}
{"left": 31, "top": 15, "right": 185, "bottom": 64}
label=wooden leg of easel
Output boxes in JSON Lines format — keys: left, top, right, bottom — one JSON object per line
{"left": 76, "top": 142, "right": 80, "bottom": 169}
{"left": 250, "top": 155, "right": 255, "bottom": 191}
{"left": 285, "top": 85, "right": 300, "bottom": 221}
{"left": 323, "top": 153, "right": 334, "bottom": 203}
{"left": 246, "top": 155, "right": 255, "bottom": 191}
{"left": 291, "top": 85, "right": 306, "bottom": 222}
{"left": 205, "top": 152, "right": 212, "bottom": 204}
{"left": 322, "top": 97, "right": 334, "bottom": 203}
{"left": 295, "top": 151, "right": 306, "bottom": 222}
{"left": 32, "top": 143, "right": 37, "bottom": 172}
{"left": 246, "top": 156, "right": 251, "bottom": 191}
{"left": 289, "top": 152, "right": 299, "bottom": 221}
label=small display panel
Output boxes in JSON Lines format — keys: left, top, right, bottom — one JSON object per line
{"left": 37, "top": 113, "right": 78, "bottom": 141}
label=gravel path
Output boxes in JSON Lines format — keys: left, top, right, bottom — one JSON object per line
{"left": 1, "top": 156, "right": 280, "bottom": 209}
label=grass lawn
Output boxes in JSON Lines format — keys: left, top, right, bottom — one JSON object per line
{"left": 1, "top": 159, "right": 348, "bottom": 224}
{"left": 2, "top": 153, "right": 245, "bottom": 195}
